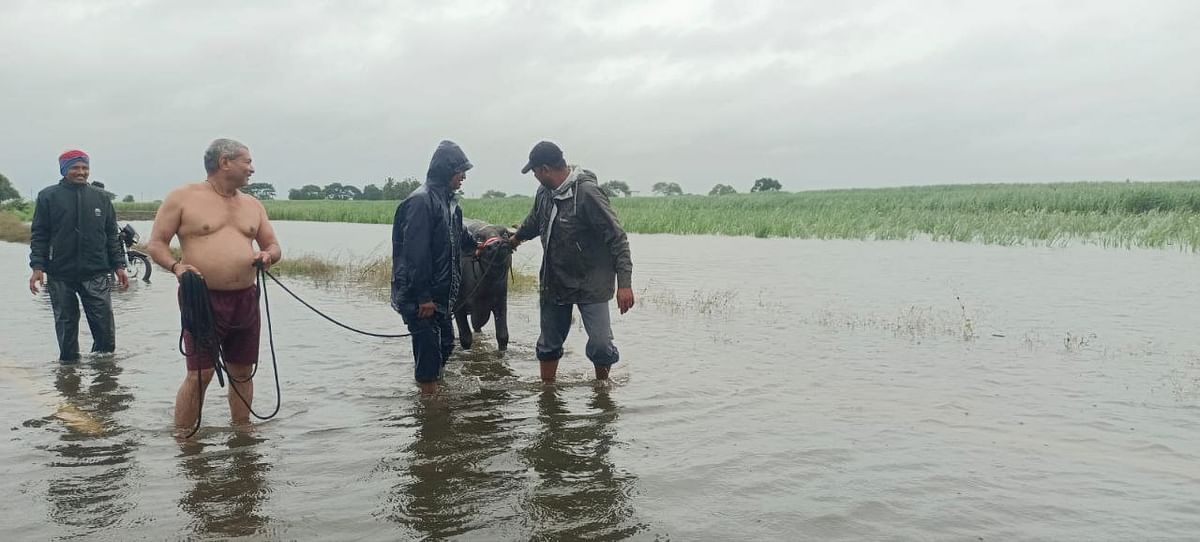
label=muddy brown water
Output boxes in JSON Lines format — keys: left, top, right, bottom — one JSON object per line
{"left": 2, "top": 221, "right": 1199, "bottom": 540}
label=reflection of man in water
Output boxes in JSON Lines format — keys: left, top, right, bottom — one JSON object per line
{"left": 378, "top": 359, "right": 523, "bottom": 538}
{"left": 145, "top": 138, "right": 282, "bottom": 436}
{"left": 178, "top": 433, "right": 271, "bottom": 537}
{"left": 46, "top": 362, "right": 137, "bottom": 533}
{"left": 524, "top": 389, "right": 645, "bottom": 538}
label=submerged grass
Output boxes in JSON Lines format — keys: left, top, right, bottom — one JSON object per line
{"left": 270, "top": 253, "right": 538, "bottom": 296}
{"left": 118, "top": 180, "right": 1200, "bottom": 249}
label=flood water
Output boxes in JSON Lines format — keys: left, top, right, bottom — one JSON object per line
{"left": 2, "top": 221, "right": 1199, "bottom": 540}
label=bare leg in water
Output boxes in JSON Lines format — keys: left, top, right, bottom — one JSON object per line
{"left": 225, "top": 363, "right": 255, "bottom": 428}
{"left": 541, "top": 360, "right": 611, "bottom": 382}
{"left": 175, "top": 368, "right": 215, "bottom": 437}
{"left": 541, "top": 359, "right": 559, "bottom": 383}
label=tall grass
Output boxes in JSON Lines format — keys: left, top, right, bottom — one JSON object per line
{"left": 116, "top": 180, "right": 1200, "bottom": 249}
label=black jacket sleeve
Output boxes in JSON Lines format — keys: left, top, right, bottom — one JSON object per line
{"left": 402, "top": 198, "right": 434, "bottom": 304}
{"left": 104, "top": 199, "right": 126, "bottom": 269}
{"left": 580, "top": 183, "right": 633, "bottom": 289}
{"left": 29, "top": 192, "right": 50, "bottom": 271}
{"left": 516, "top": 189, "right": 544, "bottom": 241}
{"left": 460, "top": 219, "right": 478, "bottom": 252}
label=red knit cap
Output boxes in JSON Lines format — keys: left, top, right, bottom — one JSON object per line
{"left": 58, "top": 149, "right": 90, "bottom": 176}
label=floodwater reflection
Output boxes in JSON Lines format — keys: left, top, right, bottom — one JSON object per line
{"left": 523, "top": 388, "right": 646, "bottom": 540}
{"left": 376, "top": 355, "right": 525, "bottom": 539}
{"left": 45, "top": 360, "right": 138, "bottom": 532}
{"left": 177, "top": 432, "right": 273, "bottom": 537}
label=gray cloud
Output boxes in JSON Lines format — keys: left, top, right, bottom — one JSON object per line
{"left": 1, "top": 0, "right": 1196, "bottom": 200}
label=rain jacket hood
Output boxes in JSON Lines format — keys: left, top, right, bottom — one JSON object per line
{"left": 425, "top": 140, "right": 473, "bottom": 188}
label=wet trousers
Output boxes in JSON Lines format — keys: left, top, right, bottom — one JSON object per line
{"left": 47, "top": 274, "right": 115, "bottom": 361}
{"left": 399, "top": 305, "right": 455, "bottom": 383}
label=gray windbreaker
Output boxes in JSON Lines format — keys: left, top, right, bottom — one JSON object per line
{"left": 515, "top": 168, "right": 632, "bottom": 304}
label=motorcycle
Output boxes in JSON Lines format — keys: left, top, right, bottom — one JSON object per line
{"left": 119, "top": 224, "right": 153, "bottom": 282}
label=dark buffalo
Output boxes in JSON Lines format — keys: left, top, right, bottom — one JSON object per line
{"left": 455, "top": 219, "right": 515, "bottom": 351}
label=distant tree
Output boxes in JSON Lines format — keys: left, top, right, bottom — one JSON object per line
{"left": 708, "top": 184, "right": 737, "bottom": 196}
{"left": 241, "top": 181, "right": 276, "bottom": 200}
{"left": 288, "top": 184, "right": 323, "bottom": 200}
{"left": 361, "top": 184, "right": 383, "bottom": 200}
{"left": 382, "top": 176, "right": 422, "bottom": 200}
{"left": 0, "top": 172, "right": 18, "bottom": 201}
{"left": 482, "top": 190, "right": 507, "bottom": 199}
{"left": 122, "top": 194, "right": 135, "bottom": 203}
{"left": 507, "top": 193, "right": 530, "bottom": 198}
{"left": 651, "top": 182, "right": 683, "bottom": 196}
{"left": 321, "top": 182, "right": 361, "bottom": 200}
{"left": 601, "top": 180, "right": 631, "bottom": 197}
{"left": 751, "top": 177, "right": 783, "bottom": 193}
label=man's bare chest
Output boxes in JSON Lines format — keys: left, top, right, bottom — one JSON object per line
{"left": 179, "top": 202, "right": 259, "bottom": 239}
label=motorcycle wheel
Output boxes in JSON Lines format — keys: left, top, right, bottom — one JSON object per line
{"left": 128, "top": 253, "right": 152, "bottom": 282}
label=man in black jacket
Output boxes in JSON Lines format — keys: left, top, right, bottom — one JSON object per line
{"left": 28, "top": 150, "right": 129, "bottom": 362}
{"left": 511, "top": 141, "right": 635, "bottom": 383}
{"left": 391, "top": 140, "right": 478, "bottom": 395}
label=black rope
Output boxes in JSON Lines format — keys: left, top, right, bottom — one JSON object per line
{"left": 176, "top": 269, "right": 282, "bottom": 439}
{"left": 258, "top": 267, "right": 411, "bottom": 338}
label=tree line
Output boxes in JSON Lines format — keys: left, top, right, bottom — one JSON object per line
{"left": 2, "top": 171, "right": 784, "bottom": 208}
{"left": 264, "top": 177, "right": 782, "bottom": 201}
{"left": 611, "top": 177, "right": 783, "bottom": 197}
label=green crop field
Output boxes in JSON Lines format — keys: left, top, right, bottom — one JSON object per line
{"left": 111, "top": 181, "right": 1200, "bottom": 250}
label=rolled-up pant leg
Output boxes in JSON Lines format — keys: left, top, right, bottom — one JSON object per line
{"left": 536, "top": 301, "right": 573, "bottom": 362}
{"left": 578, "top": 302, "right": 619, "bottom": 367}
{"left": 47, "top": 279, "right": 81, "bottom": 361}
{"left": 78, "top": 274, "right": 115, "bottom": 353}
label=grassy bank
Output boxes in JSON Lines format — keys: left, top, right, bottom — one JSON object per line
{"left": 0, "top": 211, "right": 31, "bottom": 243}
{"left": 117, "top": 181, "right": 1200, "bottom": 250}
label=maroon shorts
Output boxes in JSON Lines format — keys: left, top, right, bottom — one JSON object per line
{"left": 180, "top": 286, "right": 261, "bottom": 371}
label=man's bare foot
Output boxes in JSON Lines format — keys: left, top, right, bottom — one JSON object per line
{"left": 540, "top": 359, "right": 560, "bottom": 383}
{"left": 418, "top": 382, "right": 438, "bottom": 396}
{"left": 594, "top": 365, "right": 611, "bottom": 380}
{"left": 231, "top": 420, "right": 256, "bottom": 434}
{"left": 174, "top": 425, "right": 200, "bottom": 440}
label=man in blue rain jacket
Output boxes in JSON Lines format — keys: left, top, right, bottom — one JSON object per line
{"left": 391, "top": 140, "right": 479, "bottom": 395}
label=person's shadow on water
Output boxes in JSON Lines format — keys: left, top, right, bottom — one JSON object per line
{"left": 44, "top": 360, "right": 139, "bottom": 534}
{"left": 522, "top": 387, "right": 649, "bottom": 541}
{"left": 177, "top": 431, "right": 272, "bottom": 538}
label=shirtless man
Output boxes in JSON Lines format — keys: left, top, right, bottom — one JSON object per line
{"left": 145, "top": 138, "right": 281, "bottom": 436}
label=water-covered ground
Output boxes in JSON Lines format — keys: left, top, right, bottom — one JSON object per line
{"left": 2, "top": 222, "right": 1199, "bottom": 540}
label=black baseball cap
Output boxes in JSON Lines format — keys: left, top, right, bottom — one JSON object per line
{"left": 521, "top": 141, "right": 563, "bottom": 174}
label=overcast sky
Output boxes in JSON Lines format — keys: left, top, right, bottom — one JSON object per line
{"left": 1, "top": 0, "right": 1196, "bottom": 200}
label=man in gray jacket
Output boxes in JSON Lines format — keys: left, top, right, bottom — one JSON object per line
{"left": 512, "top": 141, "right": 635, "bottom": 383}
